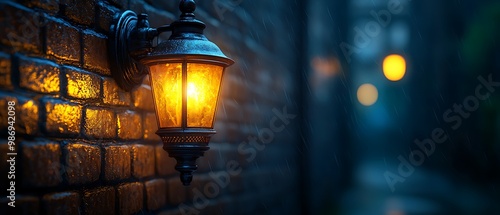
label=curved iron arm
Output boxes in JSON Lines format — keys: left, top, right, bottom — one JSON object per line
{"left": 156, "top": 25, "right": 173, "bottom": 34}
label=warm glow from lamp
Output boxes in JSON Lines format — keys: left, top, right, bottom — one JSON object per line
{"left": 187, "top": 82, "right": 199, "bottom": 99}
{"left": 148, "top": 62, "right": 223, "bottom": 129}
{"left": 357, "top": 83, "right": 378, "bottom": 106}
{"left": 186, "top": 63, "right": 223, "bottom": 127}
{"left": 383, "top": 54, "right": 406, "bottom": 81}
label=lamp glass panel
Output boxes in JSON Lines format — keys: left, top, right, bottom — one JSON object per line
{"left": 186, "top": 63, "right": 224, "bottom": 127}
{"left": 149, "top": 63, "right": 183, "bottom": 128}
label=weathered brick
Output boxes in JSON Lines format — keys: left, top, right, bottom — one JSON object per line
{"left": 108, "top": 0, "right": 128, "bottom": 9}
{"left": 83, "top": 187, "right": 115, "bottom": 215}
{"left": 0, "top": 195, "right": 40, "bottom": 215}
{"left": 229, "top": 122, "right": 244, "bottom": 143}
{"left": 128, "top": 0, "right": 145, "bottom": 14}
{"left": 131, "top": 2, "right": 175, "bottom": 29}
{"left": 219, "top": 99, "right": 245, "bottom": 123}
{"left": 0, "top": 2, "right": 43, "bottom": 53}
{"left": 21, "top": 141, "right": 62, "bottom": 187}
{"left": 203, "top": 202, "right": 226, "bottom": 215}
{"left": 16, "top": 97, "right": 39, "bottom": 135}
{"left": 46, "top": 18, "right": 80, "bottom": 62}
{"left": 42, "top": 98, "right": 82, "bottom": 136}
{"left": 64, "top": 67, "right": 101, "bottom": 100}
{"left": 155, "top": 144, "right": 176, "bottom": 176}
{"left": 21, "top": 0, "right": 60, "bottom": 14}
{"left": 61, "top": 0, "right": 95, "bottom": 26}
{"left": 229, "top": 174, "right": 244, "bottom": 193}
{"left": 97, "top": 2, "right": 119, "bottom": 32}
{"left": 143, "top": 112, "right": 160, "bottom": 141}
{"left": 103, "top": 77, "right": 132, "bottom": 106}
{"left": 42, "top": 192, "right": 80, "bottom": 215}
{"left": 84, "top": 107, "right": 116, "bottom": 139}
{"left": 157, "top": 209, "right": 182, "bottom": 215}
{"left": 63, "top": 143, "right": 101, "bottom": 185}
{"left": 167, "top": 177, "right": 187, "bottom": 205}
{"left": 0, "top": 143, "right": 8, "bottom": 187}
{"left": 0, "top": 53, "right": 11, "bottom": 88}
{"left": 83, "top": 30, "right": 110, "bottom": 75}
{"left": 131, "top": 144, "right": 155, "bottom": 178}
{"left": 117, "top": 182, "right": 144, "bottom": 214}
{"left": 205, "top": 145, "right": 229, "bottom": 171}
{"left": 186, "top": 175, "right": 204, "bottom": 200}
{"left": 103, "top": 145, "right": 130, "bottom": 181}
{"left": 210, "top": 121, "right": 224, "bottom": 143}
{"left": 18, "top": 56, "right": 60, "bottom": 94}
{"left": 196, "top": 152, "right": 212, "bottom": 173}
{"left": 144, "top": 179, "right": 167, "bottom": 211}
{"left": 117, "top": 111, "right": 143, "bottom": 139}
{"left": 0, "top": 95, "right": 17, "bottom": 131}
{"left": 132, "top": 84, "right": 155, "bottom": 111}
{"left": 146, "top": 0, "right": 177, "bottom": 17}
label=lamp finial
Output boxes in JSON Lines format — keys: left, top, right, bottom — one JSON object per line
{"left": 180, "top": 0, "right": 196, "bottom": 17}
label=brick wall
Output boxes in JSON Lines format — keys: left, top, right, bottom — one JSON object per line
{"left": 0, "top": 0, "right": 302, "bottom": 214}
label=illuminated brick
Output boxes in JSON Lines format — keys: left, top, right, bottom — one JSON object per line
{"left": 0, "top": 53, "right": 11, "bottom": 88}
{"left": 84, "top": 107, "right": 116, "bottom": 139}
{"left": 21, "top": 141, "right": 62, "bottom": 187}
{"left": 103, "top": 145, "right": 130, "bottom": 181}
{"left": 43, "top": 98, "right": 82, "bottom": 136}
{"left": 131, "top": 144, "right": 155, "bottom": 179}
{"left": 60, "top": 0, "right": 95, "bottom": 26}
{"left": 0, "top": 94, "right": 40, "bottom": 137}
{"left": 143, "top": 112, "right": 160, "bottom": 141}
{"left": 42, "top": 192, "right": 80, "bottom": 215}
{"left": 63, "top": 143, "right": 101, "bottom": 185}
{"left": 155, "top": 144, "right": 176, "bottom": 176}
{"left": 46, "top": 18, "right": 80, "bottom": 62}
{"left": 83, "top": 30, "right": 110, "bottom": 75}
{"left": 132, "top": 84, "right": 155, "bottom": 111}
{"left": 16, "top": 97, "right": 39, "bottom": 135}
{"left": 117, "top": 182, "right": 143, "bottom": 214}
{"left": 144, "top": 179, "right": 167, "bottom": 211}
{"left": 83, "top": 187, "right": 115, "bottom": 215}
{"left": 103, "top": 77, "right": 132, "bottom": 106}
{"left": 0, "top": 94, "right": 16, "bottom": 131}
{"left": 0, "top": 2, "right": 42, "bottom": 53}
{"left": 18, "top": 56, "right": 60, "bottom": 94}
{"left": 64, "top": 67, "right": 101, "bottom": 100}
{"left": 117, "top": 111, "right": 142, "bottom": 140}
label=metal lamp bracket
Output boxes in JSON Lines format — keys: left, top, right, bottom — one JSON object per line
{"left": 109, "top": 11, "right": 166, "bottom": 91}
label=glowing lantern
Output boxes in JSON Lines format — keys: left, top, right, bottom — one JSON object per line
{"left": 108, "top": 0, "right": 233, "bottom": 185}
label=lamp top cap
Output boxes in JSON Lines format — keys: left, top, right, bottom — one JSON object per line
{"left": 180, "top": 0, "right": 196, "bottom": 14}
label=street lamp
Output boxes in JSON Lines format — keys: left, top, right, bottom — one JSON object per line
{"left": 108, "top": 0, "right": 234, "bottom": 185}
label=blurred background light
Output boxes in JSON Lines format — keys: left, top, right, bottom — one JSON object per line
{"left": 383, "top": 54, "right": 406, "bottom": 81}
{"left": 311, "top": 56, "right": 341, "bottom": 78}
{"left": 357, "top": 83, "right": 378, "bottom": 106}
